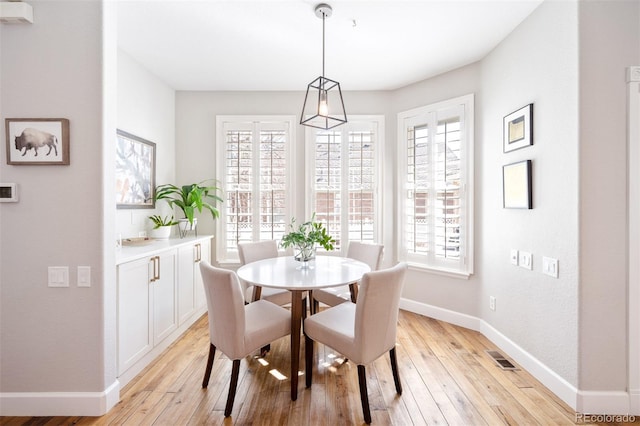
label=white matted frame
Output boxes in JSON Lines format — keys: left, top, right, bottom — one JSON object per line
{"left": 502, "top": 160, "right": 532, "bottom": 209}
{"left": 503, "top": 103, "right": 533, "bottom": 153}
{"left": 5, "top": 118, "right": 70, "bottom": 165}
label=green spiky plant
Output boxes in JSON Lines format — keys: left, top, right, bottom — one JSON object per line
{"left": 154, "top": 180, "right": 223, "bottom": 226}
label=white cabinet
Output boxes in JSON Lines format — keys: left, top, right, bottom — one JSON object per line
{"left": 117, "top": 251, "right": 177, "bottom": 376}
{"left": 177, "top": 239, "right": 210, "bottom": 325}
{"left": 117, "top": 256, "right": 153, "bottom": 375}
{"left": 116, "top": 236, "right": 211, "bottom": 382}
{"left": 152, "top": 250, "right": 178, "bottom": 343}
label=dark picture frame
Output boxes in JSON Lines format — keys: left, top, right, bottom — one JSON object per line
{"left": 116, "top": 129, "right": 156, "bottom": 209}
{"left": 5, "top": 118, "right": 70, "bottom": 165}
{"left": 503, "top": 103, "right": 533, "bottom": 153}
{"left": 503, "top": 160, "right": 532, "bottom": 209}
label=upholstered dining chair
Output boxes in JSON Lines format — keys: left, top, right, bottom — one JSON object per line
{"left": 238, "top": 240, "right": 291, "bottom": 306}
{"left": 304, "top": 262, "right": 407, "bottom": 424}
{"left": 310, "top": 241, "right": 383, "bottom": 314}
{"left": 238, "top": 240, "right": 308, "bottom": 355}
{"left": 199, "top": 261, "right": 291, "bottom": 418}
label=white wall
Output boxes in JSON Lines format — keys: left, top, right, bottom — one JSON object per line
{"left": 174, "top": 90, "right": 393, "bottom": 261}
{"left": 116, "top": 50, "right": 176, "bottom": 239}
{"left": 480, "top": 0, "right": 579, "bottom": 386}
{"left": 578, "top": 0, "right": 640, "bottom": 396}
{"left": 0, "top": 0, "right": 109, "bottom": 403}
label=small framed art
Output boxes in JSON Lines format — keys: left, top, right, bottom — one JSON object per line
{"left": 116, "top": 129, "right": 156, "bottom": 209}
{"left": 503, "top": 160, "right": 532, "bottom": 209}
{"left": 503, "top": 103, "right": 533, "bottom": 153}
{"left": 5, "top": 118, "right": 70, "bottom": 165}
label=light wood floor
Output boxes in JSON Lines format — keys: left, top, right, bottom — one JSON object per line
{"left": 2, "top": 310, "right": 637, "bottom": 425}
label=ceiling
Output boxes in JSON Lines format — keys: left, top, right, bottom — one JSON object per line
{"left": 117, "top": 0, "right": 543, "bottom": 91}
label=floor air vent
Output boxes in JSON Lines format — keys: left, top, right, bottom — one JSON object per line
{"left": 486, "top": 350, "right": 519, "bottom": 370}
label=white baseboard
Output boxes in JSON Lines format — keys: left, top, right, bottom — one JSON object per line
{"left": 399, "top": 298, "right": 481, "bottom": 331}
{"left": 577, "top": 390, "right": 633, "bottom": 415}
{"left": 630, "top": 389, "right": 640, "bottom": 414}
{"left": 0, "top": 380, "right": 120, "bottom": 417}
{"left": 399, "top": 298, "right": 637, "bottom": 415}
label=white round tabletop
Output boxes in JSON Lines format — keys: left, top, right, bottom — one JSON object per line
{"left": 236, "top": 255, "right": 371, "bottom": 291}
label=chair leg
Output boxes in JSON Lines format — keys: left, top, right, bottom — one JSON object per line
{"left": 202, "top": 343, "right": 216, "bottom": 388}
{"left": 224, "top": 359, "right": 241, "bottom": 417}
{"left": 389, "top": 347, "right": 402, "bottom": 394}
{"left": 302, "top": 297, "right": 308, "bottom": 320}
{"left": 260, "top": 344, "right": 271, "bottom": 357}
{"left": 357, "top": 365, "right": 372, "bottom": 424}
{"left": 305, "top": 334, "right": 313, "bottom": 388}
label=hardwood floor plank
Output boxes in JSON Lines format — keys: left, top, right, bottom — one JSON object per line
{"left": 6, "top": 310, "right": 628, "bottom": 426}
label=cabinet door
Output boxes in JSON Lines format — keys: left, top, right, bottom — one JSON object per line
{"left": 117, "top": 257, "right": 153, "bottom": 375}
{"left": 177, "top": 244, "right": 196, "bottom": 324}
{"left": 153, "top": 250, "right": 177, "bottom": 344}
{"left": 194, "top": 240, "right": 210, "bottom": 309}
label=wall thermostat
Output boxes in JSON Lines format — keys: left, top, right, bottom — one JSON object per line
{"left": 0, "top": 183, "right": 18, "bottom": 202}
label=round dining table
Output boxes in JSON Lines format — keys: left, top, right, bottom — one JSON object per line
{"left": 236, "top": 255, "right": 370, "bottom": 401}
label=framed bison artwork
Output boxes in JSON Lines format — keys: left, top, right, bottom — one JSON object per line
{"left": 115, "top": 129, "right": 156, "bottom": 209}
{"left": 5, "top": 118, "right": 70, "bottom": 165}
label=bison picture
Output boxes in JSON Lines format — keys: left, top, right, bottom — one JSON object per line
{"left": 14, "top": 128, "right": 58, "bottom": 157}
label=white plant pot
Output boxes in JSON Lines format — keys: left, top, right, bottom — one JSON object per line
{"left": 178, "top": 218, "right": 197, "bottom": 238}
{"left": 150, "top": 226, "right": 172, "bottom": 239}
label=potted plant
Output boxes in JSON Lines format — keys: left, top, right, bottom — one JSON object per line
{"left": 154, "top": 179, "right": 223, "bottom": 238}
{"left": 280, "top": 213, "right": 335, "bottom": 266}
{"left": 148, "top": 214, "right": 178, "bottom": 239}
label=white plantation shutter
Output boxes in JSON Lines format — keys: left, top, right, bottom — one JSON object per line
{"left": 399, "top": 95, "right": 474, "bottom": 276}
{"left": 217, "top": 117, "right": 294, "bottom": 263}
{"left": 308, "top": 117, "right": 383, "bottom": 253}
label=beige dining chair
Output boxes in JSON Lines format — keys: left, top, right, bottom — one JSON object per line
{"left": 238, "top": 240, "right": 308, "bottom": 355}
{"left": 199, "top": 261, "right": 291, "bottom": 418}
{"left": 310, "top": 241, "right": 384, "bottom": 314}
{"left": 304, "top": 262, "right": 407, "bottom": 424}
{"left": 238, "top": 240, "right": 291, "bottom": 306}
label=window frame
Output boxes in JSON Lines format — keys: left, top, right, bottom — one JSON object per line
{"left": 215, "top": 115, "right": 296, "bottom": 264}
{"left": 397, "top": 94, "right": 474, "bottom": 278}
{"left": 304, "top": 115, "right": 385, "bottom": 256}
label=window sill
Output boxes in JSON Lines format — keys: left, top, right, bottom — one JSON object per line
{"left": 405, "top": 262, "right": 472, "bottom": 280}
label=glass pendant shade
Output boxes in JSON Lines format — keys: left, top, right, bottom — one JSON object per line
{"left": 300, "top": 76, "right": 347, "bottom": 130}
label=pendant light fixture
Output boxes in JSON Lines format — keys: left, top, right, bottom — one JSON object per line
{"left": 300, "top": 3, "right": 347, "bottom": 130}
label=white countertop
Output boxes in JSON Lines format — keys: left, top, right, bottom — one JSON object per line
{"left": 116, "top": 235, "right": 213, "bottom": 265}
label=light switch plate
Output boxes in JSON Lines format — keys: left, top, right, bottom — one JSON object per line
{"left": 510, "top": 249, "right": 519, "bottom": 265}
{"left": 78, "top": 266, "right": 91, "bottom": 287}
{"left": 48, "top": 266, "right": 69, "bottom": 287}
{"left": 543, "top": 257, "right": 559, "bottom": 278}
{"left": 519, "top": 251, "right": 532, "bottom": 270}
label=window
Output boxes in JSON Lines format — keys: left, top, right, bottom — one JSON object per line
{"left": 306, "top": 116, "right": 384, "bottom": 254}
{"left": 397, "top": 94, "right": 474, "bottom": 277}
{"left": 216, "top": 116, "right": 295, "bottom": 263}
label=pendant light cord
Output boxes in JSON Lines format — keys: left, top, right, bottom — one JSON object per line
{"left": 322, "top": 11, "right": 325, "bottom": 78}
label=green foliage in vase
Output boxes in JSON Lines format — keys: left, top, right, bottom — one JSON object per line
{"left": 280, "top": 213, "right": 336, "bottom": 252}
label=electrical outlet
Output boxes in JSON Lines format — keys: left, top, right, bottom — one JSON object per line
{"left": 489, "top": 296, "right": 496, "bottom": 311}
{"left": 519, "top": 251, "right": 532, "bottom": 270}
